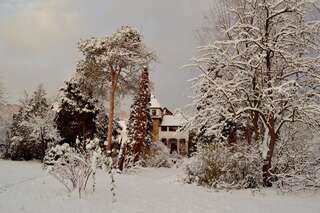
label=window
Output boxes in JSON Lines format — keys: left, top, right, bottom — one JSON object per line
{"left": 152, "top": 109, "right": 157, "bottom": 116}
{"left": 161, "top": 126, "right": 167, "bottom": 131}
{"left": 179, "top": 139, "right": 186, "bottom": 144}
{"left": 169, "top": 126, "right": 178, "bottom": 132}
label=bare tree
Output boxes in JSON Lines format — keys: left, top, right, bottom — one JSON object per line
{"left": 190, "top": 0, "right": 320, "bottom": 186}
{"left": 196, "top": 0, "right": 240, "bottom": 44}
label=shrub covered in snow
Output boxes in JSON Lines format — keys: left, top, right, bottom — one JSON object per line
{"left": 43, "top": 139, "right": 115, "bottom": 199}
{"left": 120, "top": 142, "right": 183, "bottom": 169}
{"left": 43, "top": 143, "right": 93, "bottom": 197}
{"left": 184, "top": 143, "right": 262, "bottom": 189}
{"left": 143, "top": 142, "right": 182, "bottom": 168}
{"left": 271, "top": 126, "right": 320, "bottom": 191}
{"left": 184, "top": 125, "right": 320, "bottom": 190}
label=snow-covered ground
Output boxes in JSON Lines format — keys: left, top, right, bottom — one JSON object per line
{"left": 0, "top": 160, "right": 319, "bottom": 213}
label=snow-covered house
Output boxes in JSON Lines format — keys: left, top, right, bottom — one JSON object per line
{"left": 150, "top": 95, "right": 189, "bottom": 155}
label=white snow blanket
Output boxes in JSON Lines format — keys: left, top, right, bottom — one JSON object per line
{"left": 0, "top": 160, "right": 319, "bottom": 213}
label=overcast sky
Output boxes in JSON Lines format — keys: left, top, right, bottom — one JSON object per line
{"left": 0, "top": 0, "right": 215, "bottom": 110}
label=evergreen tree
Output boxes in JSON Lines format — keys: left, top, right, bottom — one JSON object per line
{"left": 127, "top": 67, "right": 152, "bottom": 163}
{"left": 27, "top": 84, "right": 48, "bottom": 116}
{"left": 7, "top": 85, "right": 58, "bottom": 160}
{"left": 55, "top": 79, "right": 98, "bottom": 149}
{"left": 7, "top": 105, "right": 31, "bottom": 160}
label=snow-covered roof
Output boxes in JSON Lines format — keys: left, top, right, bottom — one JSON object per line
{"left": 161, "top": 113, "right": 186, "bottom": 127}
{"left": 150, "top": 95, "right": 161, "bottom": 108}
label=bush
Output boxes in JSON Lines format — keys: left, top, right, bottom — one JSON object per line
{"left": 0, "top": 144, "right": 7, "bottom": 158}
{"left": 43, "top": 140, "right": 114, "bottom": 199}
{"left": 184, "top": 126, "right": 320, "bottom": 191}
{"left": 43, "top": 144, "right": 93, "bottom": 198}
{"left": 122, "top": 142, "right": 183, "bottom": 169}
{"left": 272, "top": 127, "right": 320, "bottom": 191}
{"left": 144, "top": 142, "right": 183, "bottom": 168}
{"left": 184, "top": 143, "right": 262, "bottom": 189}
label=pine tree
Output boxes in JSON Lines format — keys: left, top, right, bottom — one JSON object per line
{"left": 27, "top": 84, "right": 48, "bottom": 117}
{"left": 55, "top": 79, "right": 98, "bottom": 149}
{"left": 78, "top": 26, "right": 156, "bottom": 154}
{"left": 126, "top": 67, "right": 152, "bottom": 164}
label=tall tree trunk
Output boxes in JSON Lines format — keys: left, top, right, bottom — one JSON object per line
{"left": 262, "top": 10, "right": 276, "bottom": 186}
{"left": 262, "top": 115, "right": 277, "bottom": 187}
{"left": 253, "top": 111, "right": 260, "bottom": 142}
{"left": 106, "top": 70, "right": 117, "bottom": 155}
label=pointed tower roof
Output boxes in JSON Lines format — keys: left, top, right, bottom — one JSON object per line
{"left": 150, "top": 94, "right": 161, "bottom": 108}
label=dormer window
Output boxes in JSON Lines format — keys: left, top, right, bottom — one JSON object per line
{"left": 152, "top": 109, "right": 157, "bottom": 116}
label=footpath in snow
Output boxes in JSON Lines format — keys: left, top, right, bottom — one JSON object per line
{"left": 0, "top": 160, "right": 319, "bottom": 213}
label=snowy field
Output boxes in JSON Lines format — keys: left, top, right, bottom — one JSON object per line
{"left": 0, "top": 160, "right": 320, "bottom": 213}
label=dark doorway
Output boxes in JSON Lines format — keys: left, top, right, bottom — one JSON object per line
{"left": 169, "top": 138, "right": 178, "bottom": 154}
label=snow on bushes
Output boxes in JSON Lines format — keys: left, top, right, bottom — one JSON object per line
{"left": 43, "top": 144, "right": 93, "bottom": 198}
{"left": 184, "top": 143, "right": 262, "bottom": 189}
{"left": 120, "top": 142, "right": 183, "bottom": 169}
{"left": 144, "top": 142, "right": 175, "bottom": 168}
{"left": 43, "top": 139, "right": 115, "bottom": 199}
{"left": 272, "top": 126, "right": 320, "bottom": 191}
{"left": 184, "top": 126, "right": 320, "bottom": 190}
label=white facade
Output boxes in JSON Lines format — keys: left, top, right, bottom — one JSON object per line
{"left": 159, "top": 114, "right": 188, "bottom": 141}
{"left": 150, "top": 95, "right": 189, "bottom": 155}
{"left": 158, "top": 114, "right": 189, "bottom": 155}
